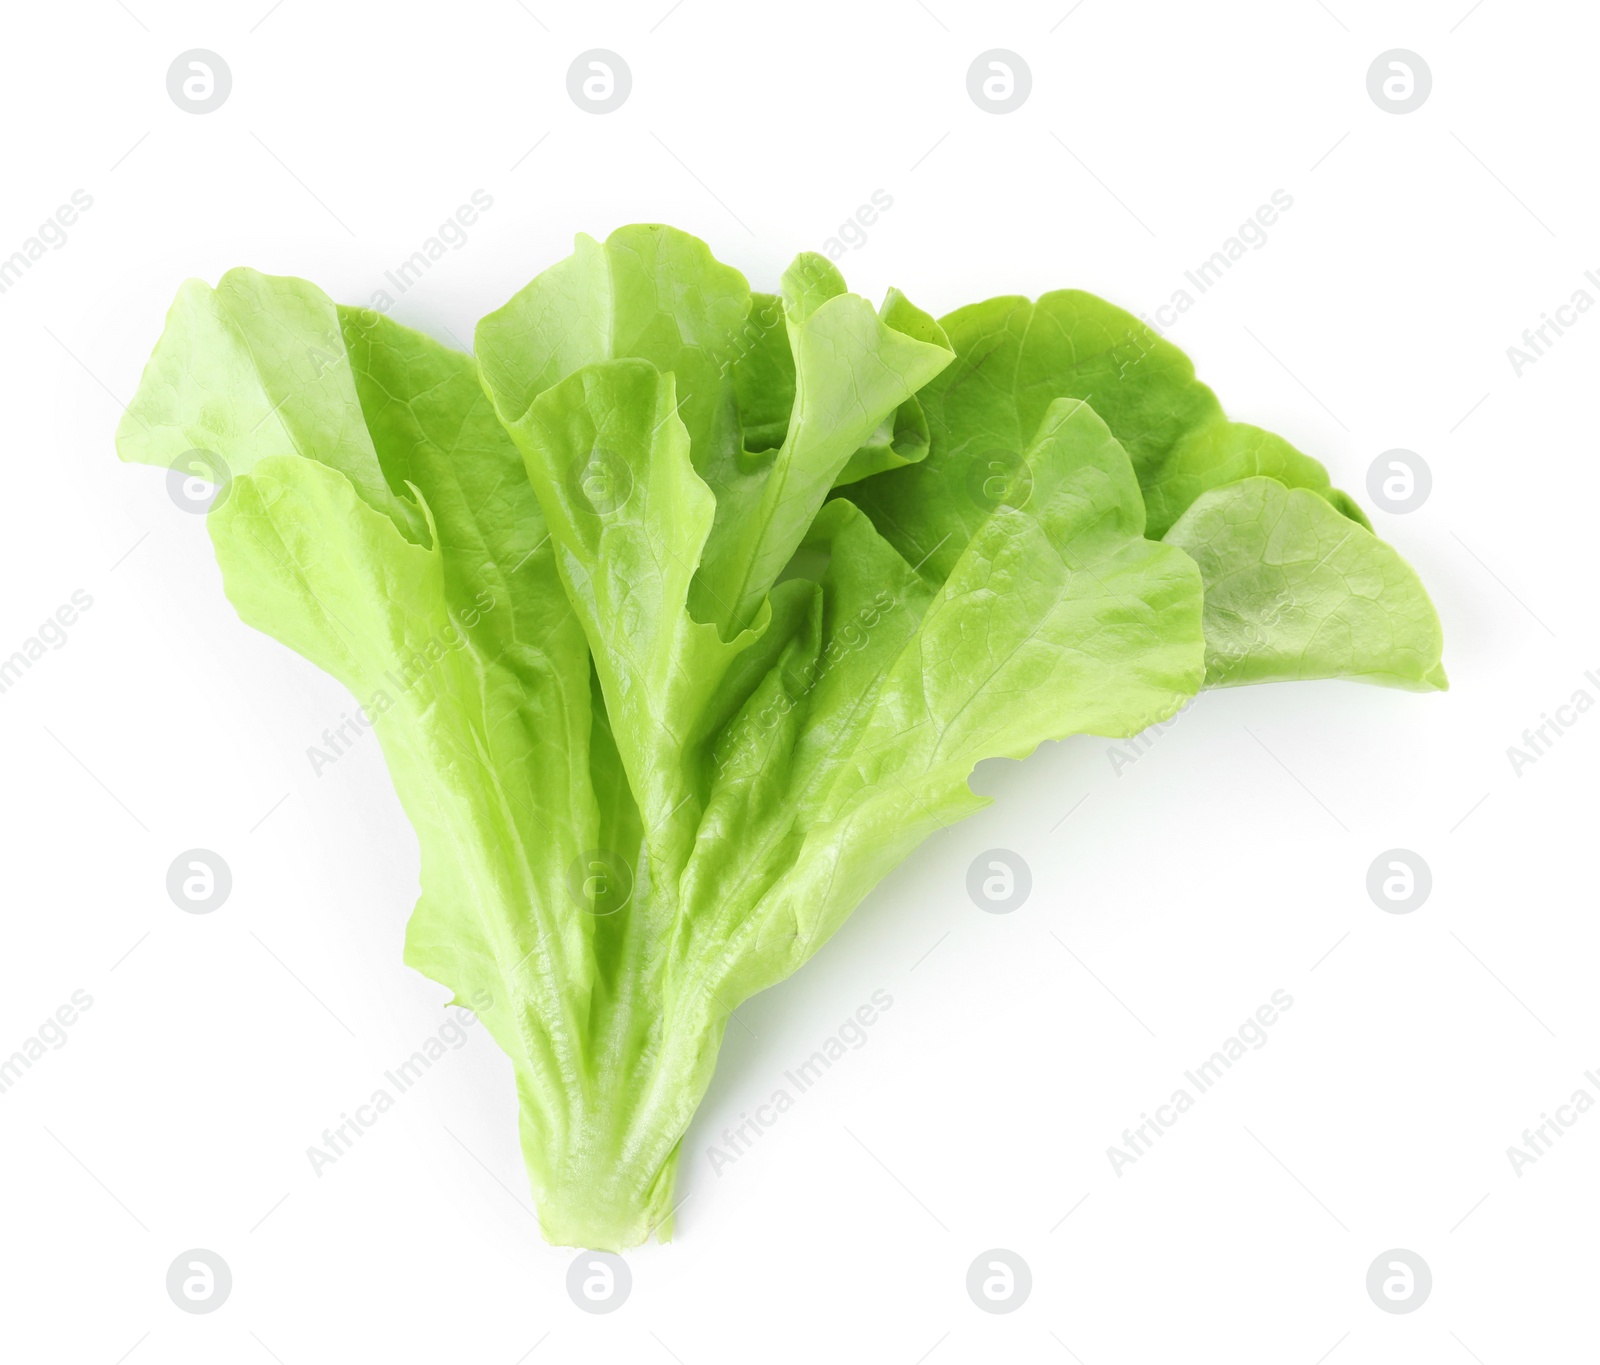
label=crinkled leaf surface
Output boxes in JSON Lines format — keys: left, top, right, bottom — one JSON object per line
{"left": 474, "top": 227, "right": 952, "bottom": 637}
{"left": 677, "top": 397, "right": 1205, "bottom": 1003}
{"left": 496, "top": 358, "right": 752, "bottom": 886}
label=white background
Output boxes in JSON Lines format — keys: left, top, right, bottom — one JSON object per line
{"left": 1, "top": 1, "right": 1593, "bottom": 1361}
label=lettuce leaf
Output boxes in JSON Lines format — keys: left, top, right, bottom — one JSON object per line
{"left": 115, "top": 227, "right": 1441, "bottom": 1252}
{"left": 1162, "top": 477, "right": 1446, "bottom": 690}
{"left": 841, "top": 288, "right": 1443, "bottom": 690}
{"left": 120, "top": 274, "right": 636, "bottom": 1230}
{"left": 842, "top": 290, "right": 1365, "bottom": 561}
{"left": 474, "top": 227, "right": 953, "bottom": 637}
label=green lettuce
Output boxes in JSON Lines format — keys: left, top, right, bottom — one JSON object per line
{"left": 841, "top": 287, "right": 1444, "bottom": 689}
{"left": 116, "top": 226, "right": 1442, "bottom": 1251}
{"left": 1163, "top": 478, "right": 1447, "bottom": 690}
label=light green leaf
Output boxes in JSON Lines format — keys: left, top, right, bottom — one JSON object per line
{"left": 119, "top": 281, "right": 692, "bottom": 1247}
{"left": 502, "top": 357, "right": 756, "bottom": 878}
{"left": 471, "top": 224, "right": 749, "bottom": 452}
{"left": 1163, "top": 476, "right": 1447, "bottom": 690}
{"left": 683, "top": 398, "right": 1205, "bottom": 1002}
{"left": 117, "top": 269, "right": 426, "bottom": 542}
{"left": 733, "top": 285, "right": 936, "bottom": 487}
{"left": 692, "top": 265, "right": 952, "bottom": 632}
{"left": 476, "top": 229, "right": 953, "bottom": 639}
